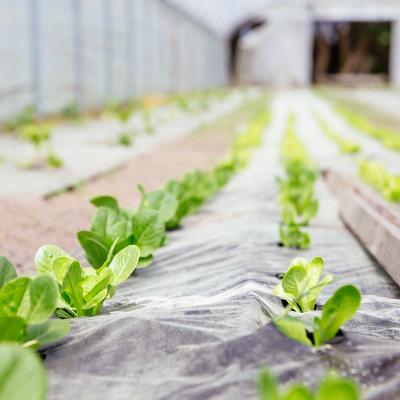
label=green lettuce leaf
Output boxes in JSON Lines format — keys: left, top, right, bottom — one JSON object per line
{"left": 0, "top": 344, "right": 47, "bottom": 400}
{"left": 0, "top": 257, "right": 17, "bottom": 289}
{"left": 313, "top": 285, "right": 361, "bottom": 347}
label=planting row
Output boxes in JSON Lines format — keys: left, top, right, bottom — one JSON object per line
{"left": 317, "top": 89, "right": 400, "bottom": 152}
{"left": 264, "top": 114, "right": 363, "bottom": 398}
{"left": 315, "top": 103, "right": 400, "bottom": 203}
{"left": 0, "top": 88, "right": 237, "bottom": 170}
{"left": 278, "top": 115, "right": 319, "bottom": 249}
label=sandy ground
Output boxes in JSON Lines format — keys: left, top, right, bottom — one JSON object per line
{"left": 0, "top": 108, "right": 252, "bottom": 275}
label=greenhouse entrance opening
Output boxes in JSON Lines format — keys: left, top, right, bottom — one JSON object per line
{"left": 229, "top": 18, "right": 265, "bottom": 83}
{"left": 312, "top": 21, "right": 391, "bottom": 84}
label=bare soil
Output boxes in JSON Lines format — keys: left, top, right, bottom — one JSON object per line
{"left": 0, "top": 106, "right": 254, "bottom": 275}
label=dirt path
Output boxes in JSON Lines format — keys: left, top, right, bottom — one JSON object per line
{"left": 0, "top": 104, "right": 257, "bottom": 275}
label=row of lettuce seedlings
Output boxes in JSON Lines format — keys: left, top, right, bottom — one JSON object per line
{"left": 3, "top": 88, "right": 234, "bottom": 169}
{"left": 0, "top": 106, "right": 270, "bottom": 400}
{"left": 316, "top": 94, "right": 400, "bottom": 202}
{"left": 267, "top": 114, "right": 362, "bottom": 399}
{"left": 265, "top": 103, "right": 400, "bottom": 397}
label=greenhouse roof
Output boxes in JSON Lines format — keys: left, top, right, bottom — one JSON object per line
{"left": 165, "top": 0, "right": 270, "bottom": 38}
{"left": 166, "top": 0, "right": 400, "bottom": 38}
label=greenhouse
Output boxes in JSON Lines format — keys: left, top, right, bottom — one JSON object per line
{"left": 0, "top": 1, "right": 400, "bottom": 399}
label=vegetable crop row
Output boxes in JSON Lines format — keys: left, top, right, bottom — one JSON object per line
{"left": 334, "top": 104, "right": 400, "bottom": 151}
{"left": 316, "top": 115, "right": 360, "bottom": 154}
{"left": 3, "top": 88, "right": 238, "bottom": 169}
{"left": 3, "top": 88, "right": 232, "bottom": 133}
{"left": 0, "top": 105, "right": 270, "bottom": 399}
{"left": 277, "top": 115, "right": 319, "bottom": 249}
{"left": 316, "top": 89, "right": 400, "bottom": 152}
{"left": 316, "top": 114, "right": 400, "bottom": 203}
{"left": 261, "top": 255, "right": 362, "bottom": 398}
{"left": 263, "top": 112, "right": 362, "bottom": 398}
{"left": 358, "top": 159, "right": 400, "bottom": 202}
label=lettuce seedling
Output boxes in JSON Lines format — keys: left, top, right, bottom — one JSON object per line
{"left": 317, "top": 116, "right": 360, "bottom": 154}
{"left": 181, "top": 170, "right": 218, "bottom": 201}
{"left": 274, "top": 284, "right": 361, "bottom": 347}
{"left": 117, "top": 130, "right": 134, "bottom": 146}
{"left": 3, "top": 105, "right": 36, "bottom": 132}
{"left": 315, "top": 371, "right": 360, "bottom": 399}
{"left": 278, "top": 116, "right": 319, "bottom": 248}
{"left": 273, "top": 257, "right": 333, "bottom": 312}
{"left": 0, "top": 256, "right": 70, "bottom": 348}
{"left": 35, "top": 244, "right": 140, "bottom": 318}
{"left": 138, "top": 184, "right": 178, "bottom": 226}
{"left": 212, "top": 159, "right": 238, "bottom": 188}
{"left": 359, "top": 159, "right": 400, "bottom": 202}
{"left": 163, "top": 171, "right": 217, "bottom": 229}
{"left": 313, "top": 285, "right": 361, "bottom": 347}
{"left": 279, "top": 185, "right": 319, "bottom": 227}
{"left": 78, "top": 195, "right": 165, "bottom": 268}
{"left": 335, "top": 104, "right": 400, "bottom": 151}
{"left": 106, "top": 100, "right": 137, "bottom": 124}
{"left": 60, "top": 102, "right": 82, "bottom": 122}
{"left": 258, "top": 368, "right": 360, "bottom": 400}
{"left": 279, "top": 224, "right": 310, "bottom": 249}
{"left": 162, "top": 179, "right": 198, "bottom": 229}
{"left": 0, "top": 344, "right": 47, "bottom": 400}
{"left": 46, "top": 151, "right": 63, "bottom": 168}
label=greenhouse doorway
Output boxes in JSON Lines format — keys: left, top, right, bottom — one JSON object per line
{"left": 229, "top": 18, "right": 265, "bottom": 83}
{"left": 312, "top": 21, "right": 391, "bottom": 84}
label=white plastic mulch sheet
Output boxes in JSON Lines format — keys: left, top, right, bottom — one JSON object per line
{"left": 43, "top": 97, "right": 400, "bottom": 400}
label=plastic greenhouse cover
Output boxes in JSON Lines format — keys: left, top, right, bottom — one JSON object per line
{"left": 43, "top": 102, "right": 400, "bottom": 400}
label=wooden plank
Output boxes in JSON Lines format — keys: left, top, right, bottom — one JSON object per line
{"left": 323, "top": 169, "right": 400, "bottom": 287}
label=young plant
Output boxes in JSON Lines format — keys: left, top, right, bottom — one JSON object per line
{"left": 138, "top": 184, "right": 178, "bottom": 227}
{"left": 117, "top": 130, "right": 134, "bottom": 146}
{"left": 3, "top": 105, "right": 36, "bottom": 132}
{"left": 274, "top": 284, "right": 361, "bottom": 347}
{"left": 60, "top": 102, "right": 82, "bottom": 123}
{"left": 212, "top": 160, "right": 237, "bottom": 188}
{"left": 46, "top": 151, "right": 64, "bottom": 168}
{"left": 317, "top": 116, "right": 360, "bottom": 154}
{"left": 106, "top": 100, "right": 136, "bottom": 124}
{"left": 273, "top": 257, "right": 333, "bottom": 312}
{"left": 258, "top": 368, "right": 360, "bottom": 400}
{"left": 35, "top": 243, "right": 140, "bottom": 318}
{"left": 161, "top": 179, "right": 198, "bottom": 229}
{"left": 278, "top": 164, "right": 319, "bottom": 226}
{"left": 0, "top": 344, "right": 47, "bottom": 400}
{"left": 279, "top": 224, "right": 310, "bottom": 249}
{"left": 334, "top": 104, "right": 400, "bottom": 151}
{"left": 162, "top": 170, "right": 218, "bottom": 229}
{"left": 0, "top": 256, "right": 70, "bottom": 348}
{"left": 19, "top": 124, "right": 50, "bottom": 167}
{"left": 78, "top": 195, "right": 165, "bottom": 269}
{"left": 18, "top": 123, "right": 63, "bottom": 169}
{"left": 278, "top": 115, "right": 319, "bottom": 248}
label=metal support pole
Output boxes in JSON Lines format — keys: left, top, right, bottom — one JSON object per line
{"left": 102, "top": 0, "right": 113, "bottom": 100}
{"left": 72, "top": 0, "right": 83, "bottom": 109}
{"left": 29, "top": 0, "right": 41, "bottom": 113}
